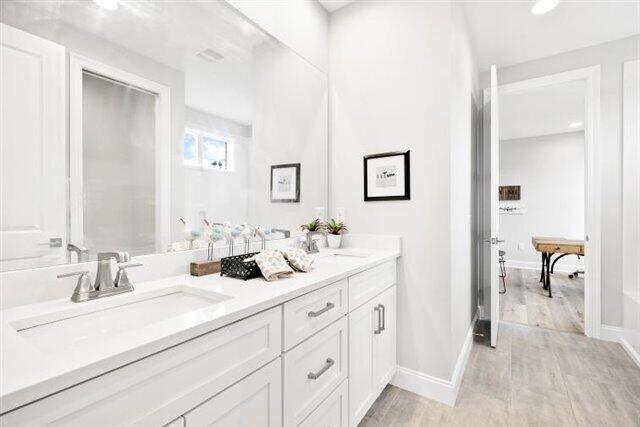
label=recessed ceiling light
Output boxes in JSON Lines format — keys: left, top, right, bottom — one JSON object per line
{"left": 93, "top": 0, "right": 118, "bottom": 11}
{"left": 569, "top": 121, "right": 583, "bottom": 128}
{"left": 531, "top": 0, "right": 559, "bottom": 15}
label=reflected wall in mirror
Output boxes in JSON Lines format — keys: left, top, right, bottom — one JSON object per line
{"left": 0, "top": 0, "right": 328, "bottom": 272}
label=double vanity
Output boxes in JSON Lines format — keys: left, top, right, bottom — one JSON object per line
{"left": 0, "top": 247, "right": 400, "bottom": 427}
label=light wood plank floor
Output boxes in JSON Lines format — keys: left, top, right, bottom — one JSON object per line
{"left": 500, "top": 268, "right": 584, "bottom": 334}
{"left": 360, "top": 322, "right": 640, "bottom": 426}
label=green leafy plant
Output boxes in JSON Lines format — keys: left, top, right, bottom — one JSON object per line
{"left": 300, "top": 218, "right": 324, "bottom": 232}
{"left": 325, "top": 219, "right": 347, "bottom": 235}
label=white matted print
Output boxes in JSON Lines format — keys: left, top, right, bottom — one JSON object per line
{"left": 270, "top": 163, "right": 300, "bottom": 203}
{"left": 364, "top": 151, "right": 410, "bottom": 201}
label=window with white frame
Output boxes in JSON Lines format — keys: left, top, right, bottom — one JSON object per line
{"left": 182, "top": 128, "right": 234, "bottom": 171}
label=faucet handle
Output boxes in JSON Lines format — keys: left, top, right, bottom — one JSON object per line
{"left": 58, "top": 271, "right": 94, "bottom": 302}
{"left": 114, "top": 262, "right": 142, "bottom": 289}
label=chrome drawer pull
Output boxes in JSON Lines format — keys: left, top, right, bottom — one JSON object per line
{"left": 307, "top": 358, "right": 335, "bottom": 380}
{"left": 374, "top": 306, "right": 381, "bottom": 334}
{"left": 308, "top": 302, "right": 335, "bottom": 318}
{"left": 379, "top": 304, "right": 386, "bottom": 331}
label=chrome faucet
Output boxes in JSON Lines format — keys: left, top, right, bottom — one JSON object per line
{"left": 303, "top": 231, "right": 321, "bottom": 254}
{"left": 58, "top": 251, "right": 141, "bottom": 303}
{"left": 95, "top": 251, "right": 130, "bottom": 290}
{"left": 67, "top": 242, "right": 89, "bottom": 262}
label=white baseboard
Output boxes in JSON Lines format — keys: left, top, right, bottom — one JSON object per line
{"left": 505, "top": 259, "right": 583, "bottom": 274}
{"left": 391, "top": 312, "right": 478, "bottom": 406}
{"left": 600, "top": 324, "right": 640, "bottom": 368}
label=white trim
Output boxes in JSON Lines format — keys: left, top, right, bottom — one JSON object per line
{"left": 484, "top": 65, "right": 602, "bottom": 339}
{"left": 391, "top": 312, "right": 478, "bottom": 406}
{"left": 505, "top": 260, "right": 583, "bottom": 274}
{"left": 69, "top": 53, "right": 171, "bottom": 253}
{"left": 600, "top": 325, "right": 640, "bottom": 369}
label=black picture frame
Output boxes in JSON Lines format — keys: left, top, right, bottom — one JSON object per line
{"left": 363, "top": 151, "right": 411, "bottom": 201}
{"left": 270, "top": 163, "right": 301, "bottom": 203}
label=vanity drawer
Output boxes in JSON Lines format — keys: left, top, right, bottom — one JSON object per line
{"left": 283, "top": 316, "right": 348, "bottom": 426}
{"left": 298, "top": 379, "right": 348, "bottom": 427}
{"left": 283, "top": 279, "right": 348, "bottom": 350}
{"left": 0, "top": 307, "right": 282, "bottom": 427}
{"left": 348, "top": 260, "right": 396, "bottom": 310}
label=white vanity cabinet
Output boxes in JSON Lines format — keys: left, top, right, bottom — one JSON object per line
{"left": 348, "top": 285, "right": 397, "bottom": 427}
{"left": 1, "top": 258, "right": 398, "bottom": 427}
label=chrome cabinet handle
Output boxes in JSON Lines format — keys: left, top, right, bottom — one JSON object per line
{"left": 308, "top": 302, "right": 335, "bottom": 318}
{"left": 374, "top": 306, "right": 381, "bottom": 334}
{"left": 379, "top": 304, "right": 386, "bottom": 331}
{"left": 307, "top": 358, "right": 335, "bottom": 380}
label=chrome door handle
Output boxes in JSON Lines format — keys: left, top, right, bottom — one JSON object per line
{"left": 374, "top": 305, "right": 382, "bottom": 334}
{"left": 307, "top": 358, "right": 335, "bottom": 380}
{"left": 308, "top": 302, "right": 335, "bottom": 318}
{"left": 379, "top": 304, "right": 386, "bottom": 331}
{"left": 40, "top": 238, "right": 63, "bottom": 248}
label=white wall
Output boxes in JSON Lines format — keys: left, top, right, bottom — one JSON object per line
{"left": 622, "top": 60, "right": 640, "bottom": 356}
{"left": 480, "top": 35, "right": 640, "bottom": 327}
{"left": 330, "top": 0, "right": 479, "bottom": 391}
{"left": 225, "top": 0, "right": 329, "bottom": 72}
{"left": 449, "top": 2, "right": 481, "bottom": 366}
{"left": 183, "top": 107, "right": 251, "bottom": 226}
{"left": 499, "top": 132, "right": 585, "bottom": 271}
{"left": 248, "top": 42, "right": 328, "bottom": 232}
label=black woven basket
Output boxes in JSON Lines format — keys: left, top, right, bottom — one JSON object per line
{"left": 220, "top": 252, "right": 261, "bottom": 280}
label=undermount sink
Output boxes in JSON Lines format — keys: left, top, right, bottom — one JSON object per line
{"left": 11, "top": 286, "right": 232, "bottom": 352}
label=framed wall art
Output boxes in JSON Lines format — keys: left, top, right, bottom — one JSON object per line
{"left": 270, "top": 163, "right": 300, "bottom": 203}
{"left": 363, "top": 151, "right": 410, "bottom": 201}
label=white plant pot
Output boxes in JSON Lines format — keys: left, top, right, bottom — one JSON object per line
{"left": 327, "top": 234, "right": 342, "bottom": 249}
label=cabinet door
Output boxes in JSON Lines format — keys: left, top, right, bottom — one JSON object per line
{"left": 299, "top": 379, "right": 348, "bottom": 427}
{"left": 184, "top": 358, "right": 282, "bottom": 427}
{"left": 374, "top": 286, "right": 396, "bottom": 394}
{"left": 348, "top": 299, "right": 376, "bottom": 427}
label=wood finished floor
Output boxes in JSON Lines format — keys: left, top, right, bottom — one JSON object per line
{"left": 359, "top": 322, "right": 640, "bottom": 426}
{"left": 500, "top": 267, "right": 584, "bottom": 334}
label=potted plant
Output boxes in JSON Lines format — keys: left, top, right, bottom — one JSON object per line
{"left": 300, "top": 218, "right": 324, "bottom": 233}
{"left": 325, "top": 219, "right": 347, "bottom": 249}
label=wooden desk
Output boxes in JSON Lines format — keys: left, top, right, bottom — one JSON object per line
{"left": 532, "top": 236, "right": 585, "bottom": 298}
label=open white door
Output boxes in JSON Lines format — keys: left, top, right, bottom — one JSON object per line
{"left": 489, "top": 65, "right": 501, "bottom": 347}
{"left": 0, "top": 24, "right": 66, "bottom": 271}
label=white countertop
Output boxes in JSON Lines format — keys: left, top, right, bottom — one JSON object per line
{"left": 0, "top": 248, "right": 399, "bottom": 414}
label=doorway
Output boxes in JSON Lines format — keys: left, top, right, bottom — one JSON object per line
{"left": 69, "top": 54, "right": 172, "bottom": 258}
{"left": 481, "top": 66, "right": 601, "bottom": 344}
{"left": 498, "top": 80, "right": 586, "bottom": 334}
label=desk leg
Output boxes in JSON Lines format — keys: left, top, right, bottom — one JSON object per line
{"left": 545, "top": 253, "right": 553, "bottom": 298}
{"left": 540, "top": 252, "right": 545, "bottom": 283}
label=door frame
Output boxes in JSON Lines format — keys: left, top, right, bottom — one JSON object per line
{"left": 69, "top": 53, "right": 171, "bottom": 254}
{"left": 483, "top": 65, "right": 601, "bottom": 338}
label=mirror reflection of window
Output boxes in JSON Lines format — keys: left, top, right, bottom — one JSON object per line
{"left": 182, "top": 128, "right": 234, "bottom": 172}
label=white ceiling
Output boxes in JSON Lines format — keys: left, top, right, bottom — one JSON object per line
{"left": 462, "top": 0, "right": 640, "bottom": 71}
{"left": 500, "top": 79, "right": 585, "bottom": 141}
{"left": 318, "top": 0, "right": 355, "bottom": 13}
{"left": 0, "top": 0, "right": 275, "bottom": 124}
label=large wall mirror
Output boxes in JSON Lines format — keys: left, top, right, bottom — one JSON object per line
{"left": 0, "top": 0, "right": 328, "bottom": 272}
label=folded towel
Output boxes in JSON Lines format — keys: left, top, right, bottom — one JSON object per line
{"left": 281, "top": 247, "right": 313, "bottom": 272}
{"left": 250, "top": 250, "right": 294, "bottom": 281}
